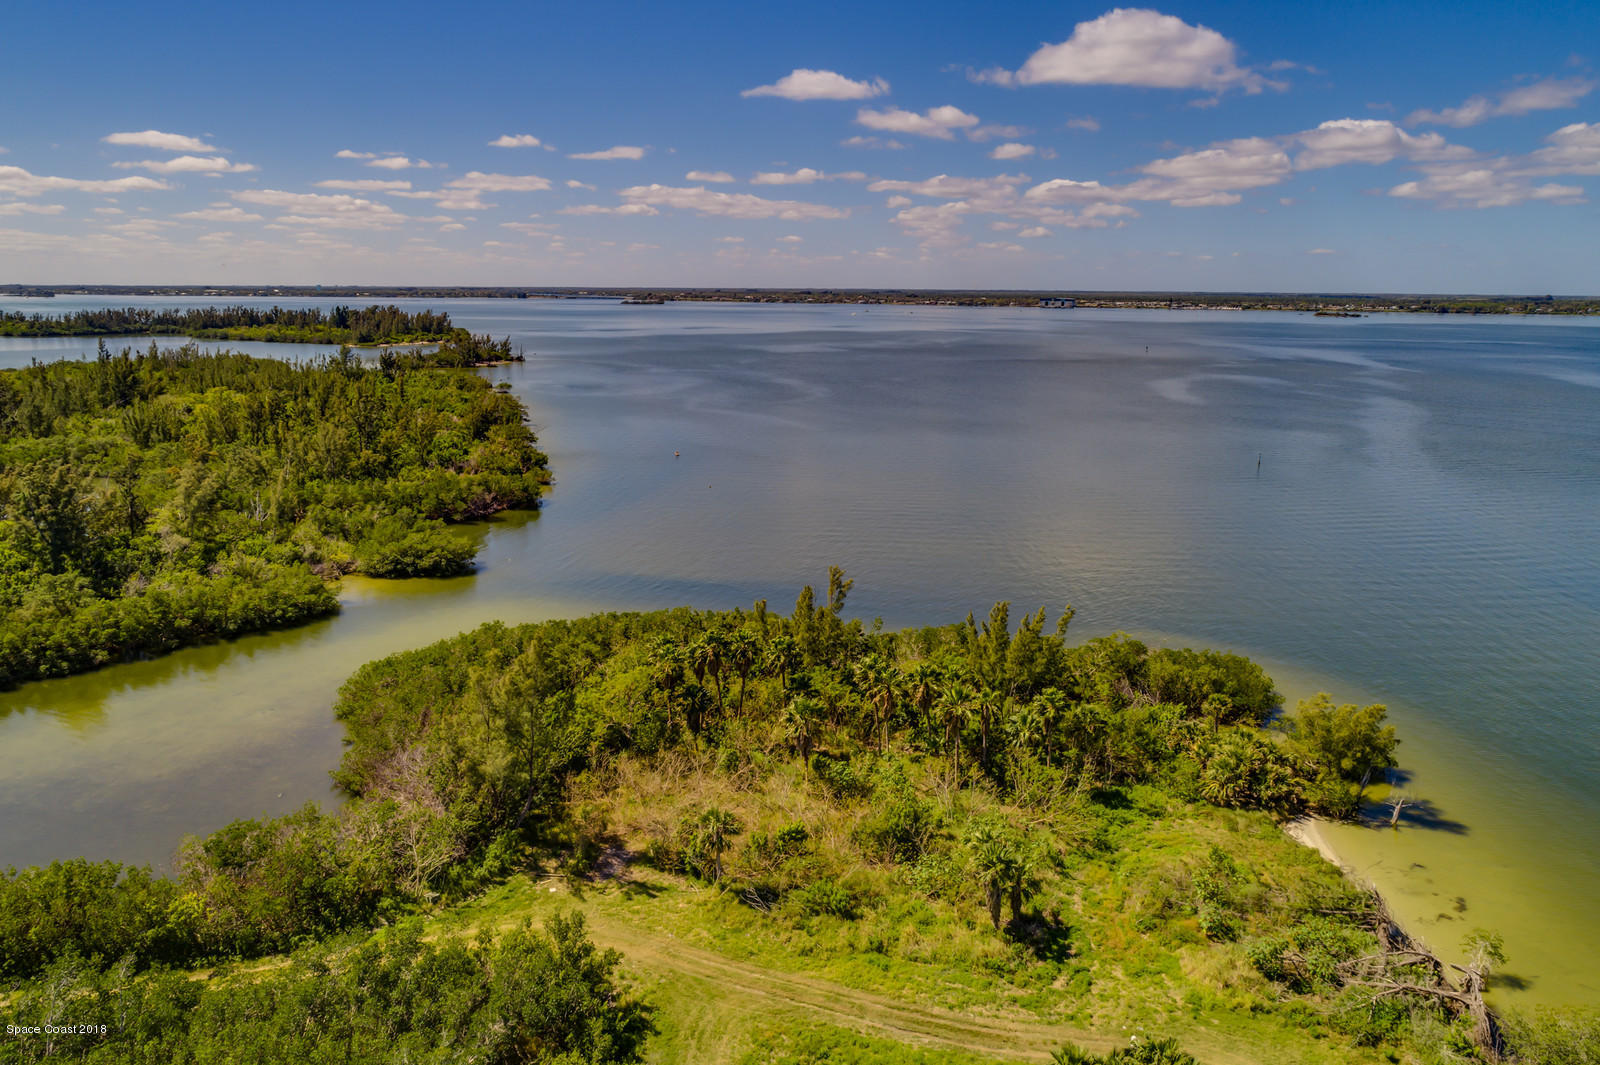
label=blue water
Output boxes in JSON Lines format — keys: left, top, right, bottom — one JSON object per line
{"left": 1, "top": 299, "right": 1595, "bottom": 1003}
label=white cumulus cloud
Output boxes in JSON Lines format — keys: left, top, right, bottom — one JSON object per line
{"left": 990, "top": 143, "right": 1036, "bottom": 160}
{"left": 558, "top": 203, "right": 661, "bottom": 215}
{"left": 1293, "top": 119, "right": 1468, "bottom": 170}
{"left": 234, "top": 189, "right": 412, "bottom": 229}
{"left": 752, "top": 167, "right": 826, "bottom": 185}
{"left": 490, "top": 134, "right": 543, "bottom": 147}
{"left": 176, "top": 205, "right": 265, "bottom": 222}
{"left": 856, "top": 105, "right": 980, "bottom": 140}
{"left": 445, "top": 172, "right": 553, "bottom": 192}
{"left": 0, "top": 165, "right": 171, "bottom": 197}
{"left": 982, "top": 8, "right": 1274, "bottom": 94}
{"left": 1517, "top": 122, "right": 1600, "bottom": 176}
{"left": 1142, "top": 137, "right": 1292, "bottom": 188}
{"left": 686, "top": 170, "right": 735, "bottom": 183}
{"left": 314, "top": 179, "right": 413, "bottom": 191}
{"left": 742, "top": 69, "right": 888, "bottom": 101}
{"left": 1390, "top": 166, "right": 1584, "bottom": 208}
{"left": 1407, "top": 76, "right": 1595, "bottom": 128}
{"left": 0, "top": 202, "right": 66, "bottom": 216}
{"left": 841, "top": 135, "right": 907, "bottom": 150}
{"left": 103, "top": 130, "right": 219, "bottom": 153}
{"left": 569, "top": 145, "right": 647, "bottom": 160}
{"left": 618, "top": 184, "right": 849, "bottom": 220}
{"left": 868, "top": 174, "right": 1029, "bottom": 201}
{"left": 111, "top": 155, "right": 257, "bottom": 174}
{"left": 367, "top": 155, "right": 440, "bottom": 170}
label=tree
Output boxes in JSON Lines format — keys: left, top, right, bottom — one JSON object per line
{"left": 936, "top": 678, "right": 977, "bottom": 779}
{"left": 854, "top": 653, "right": 903, "bottom": 752}
{"left": 962, "top": 817, "right": 1044, "bottom": 929}
{"left": 784, "top": 696, "right": 823, "bottom": 770}
{"left": 764, "top": 633, "right": 799, "bottom": 692}
{"left": 459, "top": 636, "right": 587, "bottom": 830}
{"left": 725, "top": 628, "right": 761, "bottom": 715}
{"left": 1029, "top": 688, "right": 1071, "bottom": 765}
{"left": 9, "top": 464, "right": 94, "bottom": 575}
{"left": 903, "top": 661, "right": 942, "bottom": 738}
{"left": 1287, "top": 693, "right": 1399, "bottom": 799}
{"left": 692, "top": 808, "right": 742, "bottom": 884}
{"left": 646, "top": 637, "right": 685, "bottom": 733}
{"left": 973, "top": 686, "right": 1008, "bottom": 773}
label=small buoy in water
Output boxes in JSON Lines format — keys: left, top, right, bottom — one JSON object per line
{"left": 674, "top": 450, "right": 680, "bottom": 458}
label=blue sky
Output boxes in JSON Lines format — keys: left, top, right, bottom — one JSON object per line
{"left": 2, "top": 0, "right": 1596, "bottom": 291}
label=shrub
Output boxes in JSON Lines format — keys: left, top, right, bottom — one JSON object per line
{"left": 853, "top": 764, "right": 936, "bottom": 864}
{"left": 358, "top": 517, "right": 475, "bottom": 577}
{"left": 790, "top": 881, "right": 858, "bottom": 919}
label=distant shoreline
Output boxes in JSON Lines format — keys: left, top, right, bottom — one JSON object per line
{"left": 2, "top": 286, "right": 1596, "bottom": 316}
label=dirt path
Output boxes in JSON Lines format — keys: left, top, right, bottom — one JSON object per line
{"left": 476, "top": 889, "right": 1284, "bottom": 1065}
{"left": 588, "top": 919, "right": 1104, "bottom": 1061}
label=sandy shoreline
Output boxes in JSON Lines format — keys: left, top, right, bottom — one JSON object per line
{"left": 1283, "top": 816, "right": 1349, "bottom": 871}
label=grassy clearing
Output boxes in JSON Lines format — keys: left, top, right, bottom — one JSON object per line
{"left": 426, "top": 742, "right": 1398, "bottom": 1065}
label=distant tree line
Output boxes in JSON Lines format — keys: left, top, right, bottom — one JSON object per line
{"left": 0, "top": 304, "right": 460, "bottom": 344}
{"left": 4, "top": 288, "right": 1594, "bottom": 314}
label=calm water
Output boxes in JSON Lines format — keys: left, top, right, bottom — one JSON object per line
{"left": 1, "top": 299, "right": 1596, "bottom": 1006}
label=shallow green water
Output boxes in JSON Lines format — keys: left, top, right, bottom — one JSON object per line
{"left": 1, "top": 300, "right": 1595, "bottom": 1006}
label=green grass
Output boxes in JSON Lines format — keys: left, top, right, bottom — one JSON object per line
{"left": 424, "top": 745, "right": 1399, "bottom": 1065}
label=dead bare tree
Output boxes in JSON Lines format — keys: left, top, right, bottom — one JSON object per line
{"left": 1337, "top": 893, "right": 1506, "bottom": 1059}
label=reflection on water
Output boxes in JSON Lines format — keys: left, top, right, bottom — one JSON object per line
{"left": 1, "top": 300, "right": 1596, "bottom": 1006}
{"left": 0, "top": 333, "right": 352, "bottom": 370}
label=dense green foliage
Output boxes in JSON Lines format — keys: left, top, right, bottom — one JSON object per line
{"left": 0, "top": 344, "right": 547, "bottom": 688}
{"left": 0, "top": 913, "right": 650, "bottom": 1065}
{"left": 0, "top": 304, "right": 457, "bottom": 344}
{"left": 319, "top": 575, "right": 1398, "bottom": 930}
{"left": 7, "top": 572, "right": 1588, "bottom": 1063}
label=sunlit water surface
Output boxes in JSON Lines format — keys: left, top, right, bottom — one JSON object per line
{"left": 1, "top": 298, "right": 1596, "bottom": 1006}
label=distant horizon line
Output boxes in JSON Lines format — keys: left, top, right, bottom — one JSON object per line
{"left": 3, "top": 284, "right": 1597, "bottom": 301}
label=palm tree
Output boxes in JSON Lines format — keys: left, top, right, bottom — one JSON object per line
{"left": 726, "top": 629, "right": 761, "bottom": 715}
{"left": 974, "top": 687, "right": 1008, "bottom": 773}
{"left": 689, "top": 631, "right": 728, "bottom": 719}
{"left": 1203, "top": 692, "right": 1233, "bottom": 734}
{"left": 784, "top": 695, "right": 824, "bottom": 771}
{"left": 963, "top": 819, "right": 1016, "bottom": 930}
{"left": 695, "top": 807, "right": 742, "bottom": 884}
{"left": 646, "top": 637, "right": 685, "bottom": 732}
{"left": 1009, "top": 699, "right": 1048, "bottom": 759}
{"left": 964, "top": 818, "right": 1044, "bottom": 930}
{"left": 1031, "top": 688, "right": 1070, "bottom": 765}
{"left": 764, "top": 634, "right": 799, "bottom": 692}
{"left": 1198, "top": 731, "right": 1263, "bottom": 807}
{"left": 686, "top": 635, "right": 710, "bottom": 689}
{"left": 814, "top": 669, "right": 853, "bottom": 727}
{"left": 854, "top": 654, "right": 904, "bottom": 752}
{"left": 903, "top": 662, "right": 942, "bottom": 741}
{"left": 936, "top": 679, "right": 977, "bottom": 780}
